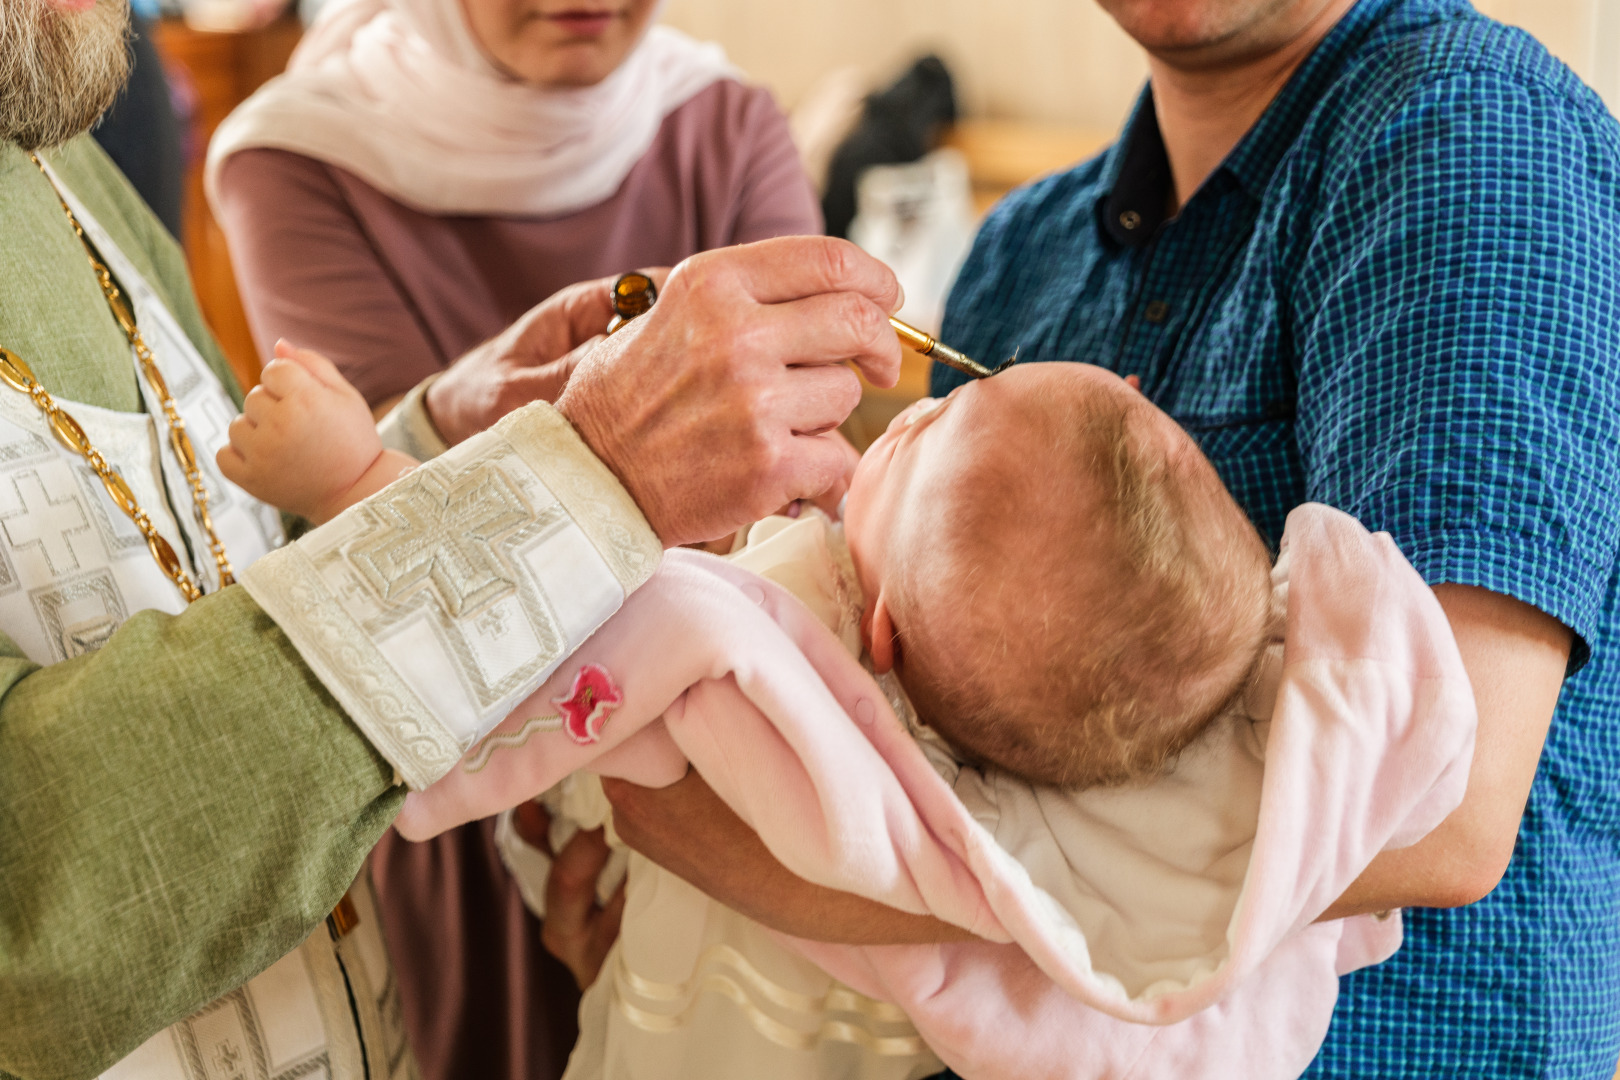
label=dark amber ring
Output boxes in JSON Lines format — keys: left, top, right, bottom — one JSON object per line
{"left": 606, "top": 272, "right": 658, "bottom": 335}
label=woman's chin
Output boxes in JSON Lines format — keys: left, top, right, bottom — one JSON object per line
{"left": 508, "top": 41, "right": 631, "bottom": 87}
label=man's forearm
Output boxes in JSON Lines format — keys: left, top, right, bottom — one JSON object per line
{"left": 2, "top": 403, "right": 664, "bottom": 1080}
{"left": 604, "top": 773, "right": 977, "bottom": 945}
{"left": 1321, "top": 583, "right": 1571, "bottom": 920}
{"left": 718, "top": 837, "right": 979, "bottom": 945}
{"left": 246, "top": 402, "right": 663, "bottom": 789}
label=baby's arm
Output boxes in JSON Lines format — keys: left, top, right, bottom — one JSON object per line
{"left": 217, "top": 341, "right": 418, "bottom": 524}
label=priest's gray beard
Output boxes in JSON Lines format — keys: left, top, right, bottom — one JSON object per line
{"left": 0, "top": 0, "right": 130, "bottom": 151}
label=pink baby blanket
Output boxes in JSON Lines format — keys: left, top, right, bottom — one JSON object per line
{"left": 396, "top": 503, "right": 1477, "bottom": 1079}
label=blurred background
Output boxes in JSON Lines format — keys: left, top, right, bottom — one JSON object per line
{"left": 128, "top": 0, "right": 1619, "bottom": 441}
{"left": 660, "top": 0, "right": 1617, "bottom": 125}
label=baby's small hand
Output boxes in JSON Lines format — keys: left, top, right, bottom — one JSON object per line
{"left": 217, "top": 341, "right": 385, "bottom": 524}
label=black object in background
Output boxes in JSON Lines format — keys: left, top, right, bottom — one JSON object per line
{"left": 94, "top": 14, "right": 186, "bottom": 242}
{"left": 821, "top": 55, "right": 958, "bottom": 240}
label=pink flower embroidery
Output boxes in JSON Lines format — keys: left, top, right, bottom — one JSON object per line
{"left": 554, "top": 663, "right": 623, "bottom": 745}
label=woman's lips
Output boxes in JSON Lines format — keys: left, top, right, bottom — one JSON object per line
{"left": 544, "top": 10, "right": 618, "bottom": 36}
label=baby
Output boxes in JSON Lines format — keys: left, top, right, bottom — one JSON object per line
{"left": 840, "top": 358, "right": 1272, "bottom": 788}
{"left": 221, "top": 342, "right": 1274, "bottom": 793}
{"left": 222, "top": 343, "right": 1471, "bottom": 1080}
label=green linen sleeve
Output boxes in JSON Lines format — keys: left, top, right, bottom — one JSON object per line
{"left": 0, "top": 586, "right": 402, "bottom": 1080}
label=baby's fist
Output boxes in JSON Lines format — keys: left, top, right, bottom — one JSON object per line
{"left": 217, "top": 341, "right": 383, "bottom": 523}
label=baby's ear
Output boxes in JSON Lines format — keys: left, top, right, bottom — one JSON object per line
{"left": 865, "top": 593, "right": 899, "bottom": 675}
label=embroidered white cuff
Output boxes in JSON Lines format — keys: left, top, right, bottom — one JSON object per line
{"left": 244, "top": 403, "right": 662, "bottom": 789}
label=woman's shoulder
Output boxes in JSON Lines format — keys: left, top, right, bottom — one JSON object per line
{"left": 214, "top": 146, "right": 348, "bottom": 211}
{"left": 645, "top": 77, "right": 819, "bottom": 239}
{"left": 658, "top": 78, "right": 793, "bottom": 154}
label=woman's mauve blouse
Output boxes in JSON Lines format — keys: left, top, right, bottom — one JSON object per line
{"left": 215, "top": 78, "right": 822, "bottom": 404}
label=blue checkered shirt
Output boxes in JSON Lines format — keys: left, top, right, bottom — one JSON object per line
{"left": 932, "top": 0, "right": 1620, "bottom": 1074}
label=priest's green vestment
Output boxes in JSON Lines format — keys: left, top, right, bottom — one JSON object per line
{"left": 0, "top": 136, "right": 660, "bottom": 1080}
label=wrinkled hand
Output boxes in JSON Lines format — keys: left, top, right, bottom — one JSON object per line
{"left": 557, "top": 237, "right": 902, "bottom": 547}
{"left": 426, "top": 272, "right": 668, "bottom": 447}
{"left": 218, "top": 341, "right": 383, "bottom": 522}
{"left": 539, "top": 825, "right": 627, "bottom": 989}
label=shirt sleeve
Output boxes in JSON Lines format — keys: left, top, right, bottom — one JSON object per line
{"left": 376, "top": 373, "right": 451, "bottom": 462}
{"left": 1292, "top": 67, "right": 1620, "bottom": 670}
{"left": 0, "top": 586, "right": 401, "bottom": 1080}
{"left": 213, "top": 148, "right": 444, "bottom": 407}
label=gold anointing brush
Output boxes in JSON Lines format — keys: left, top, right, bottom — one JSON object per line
{"left": 889, "top": 317, "right": 1014, "bottom": 379}
{"left": 603, "top": 273, "right": 1014, "bottom": 379}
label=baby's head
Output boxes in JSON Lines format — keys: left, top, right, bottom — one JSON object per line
{"left": 844, "top": 363, "right": 1271, "bottom": 789}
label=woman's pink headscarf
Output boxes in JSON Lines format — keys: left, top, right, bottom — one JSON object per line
{"left": 205, "top": 0, "right": 737, "bottom": 216}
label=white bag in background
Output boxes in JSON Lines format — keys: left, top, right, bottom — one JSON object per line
{"left": 848, "top": 147, "right": 978, "bottom": 335}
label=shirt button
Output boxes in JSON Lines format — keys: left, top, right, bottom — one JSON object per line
{"left": 1143, "top": 300, "right": 1170, "bottom": 323}
{"left": 1119, "top": 210, "right": 1142, "bottom": 231}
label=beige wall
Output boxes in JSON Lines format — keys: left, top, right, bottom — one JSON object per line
{"left": 1475, "top": 0, "right": 1616, "bottom": 102}
{"left": 660, "top": 0, "right": 1148, "bottom": 132}
{"left": 661, "top": 0, "right": 1617, "bottom": 131}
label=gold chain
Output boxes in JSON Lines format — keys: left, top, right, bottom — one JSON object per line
{"left": 0, "top": 155, "right": 238, "bottom": 604}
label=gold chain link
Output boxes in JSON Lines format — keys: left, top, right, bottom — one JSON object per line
{"left": 0, "top": 154, "right": 237, "bottom": 604}
{"left": 0, "top": 346, "right": 201, "bottom": 600}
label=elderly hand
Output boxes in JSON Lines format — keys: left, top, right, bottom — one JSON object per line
{"left": 557, "top": 236, "right": 902, "bottom": 547}
{"left": 425, "top": 272, "right": 665, "bottom": 446}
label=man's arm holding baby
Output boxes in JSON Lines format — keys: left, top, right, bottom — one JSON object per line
{"left": 604, "top": 772, "right": 978, "bottom": 944}
{"left": 1320, "top": 583, "right": 1572, "bottom": 918}
{"left": 608, "top": 584, "right": 1573, "bottom": 940}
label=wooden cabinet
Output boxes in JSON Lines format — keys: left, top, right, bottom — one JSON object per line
{"left": 151, "top": 15, "right": 302, "bottom": 390}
